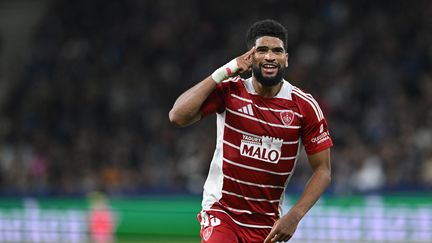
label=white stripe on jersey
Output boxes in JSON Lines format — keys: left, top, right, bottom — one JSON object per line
{"left": 223, "top": 140, "right": 297, "bottom": 161}
{"left": 292, "top": 87, "right": 324, "bottom": 121}
{"left": 281, "top": 155, "right": 297, "bottom": 160}
{"left": 231, "top": 93, "right": 253, "bottom": 103}
{"left": 206, "top": 209, "right": 274, "bottom": 228}
{"left": 224, "top": 206, "right": 277, "bottom": 216}
{"left": 225, "top": 123, "right": 299, "bottom": 145}
{"left": 224, "top": 175, "right": 285, "bottom": 189}
{"left": 223, "top": 206, "right": 254, "bottom": 214}
{"left": 223, "top": 206, "right": 277, "bottom": 216}
{"left": 230, "top": 93, "right": 303, "bottom": 117}
{"left": 223, "top": 140, "right": 239, "bottom": 149}
{"left": 223, "top": 158, "right": 291, "bottom": 175}
{"left": 222, "top": 190, "right": 280, "bottom": 203}
{"left": 226, "top": 108, "right": 300, "bottom": 129}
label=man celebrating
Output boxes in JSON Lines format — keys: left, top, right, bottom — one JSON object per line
{"left": 169, "top": 19, "right": 332, "bottom": 243}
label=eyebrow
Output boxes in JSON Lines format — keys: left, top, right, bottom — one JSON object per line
{"left": 272, "top": 47, "right": 285, "bottom": 52}
{"left": 256, "top": 46, "right": 285, "bottom": 52}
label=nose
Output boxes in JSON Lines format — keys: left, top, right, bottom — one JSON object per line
{"left": 264, "top": 51, "right": 276, "bottom": 61}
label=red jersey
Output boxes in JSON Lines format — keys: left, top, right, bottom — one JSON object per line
{"left": 200, "top": 77, "right": 333, "bottom": 229}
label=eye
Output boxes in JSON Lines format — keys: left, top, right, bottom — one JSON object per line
{"left": 272, "top": 48, "right": 284, "bottom": 54}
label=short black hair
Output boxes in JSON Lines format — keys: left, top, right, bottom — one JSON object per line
{"left": 245, "top": 19, "right": 288, "bottom": 50}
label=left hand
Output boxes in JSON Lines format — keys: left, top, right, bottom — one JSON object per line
{"left": 263, "top": 211, "right": 301, "bottom": 243}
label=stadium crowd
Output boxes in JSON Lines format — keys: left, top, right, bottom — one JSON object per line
{"left": 0, "top": 0, "right": 431, "bottom": 196}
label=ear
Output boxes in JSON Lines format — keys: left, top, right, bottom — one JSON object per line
{"left": 285, "top": 53, "right": 289, "bottom": 67}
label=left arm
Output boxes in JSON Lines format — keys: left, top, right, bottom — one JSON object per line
{"left": 264, "top": 148, "right": 331, "bottom": 243}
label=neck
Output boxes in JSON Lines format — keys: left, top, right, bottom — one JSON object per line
{"left": 252, "top": 78, "right": 283, "bottom": 98}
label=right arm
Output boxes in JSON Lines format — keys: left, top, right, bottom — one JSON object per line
{"left": 168, "top": 76, "right": 217, "bottom": 127}
{"left": 169, "top": 47, "right": 255, "bottom": 127}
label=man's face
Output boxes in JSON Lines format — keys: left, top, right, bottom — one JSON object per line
{"left": 251, "top": 36, "right": 288, "bottom": 87}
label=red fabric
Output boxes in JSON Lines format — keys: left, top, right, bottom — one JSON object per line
{"left": 199, "top": 77, "right": 332, "bottom": 228}
{"left": 198, "top": 211, "right": 271, "bottom": 243}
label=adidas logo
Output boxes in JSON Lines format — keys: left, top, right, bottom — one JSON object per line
{"left": 237, "top": 104, "right": 254, "bottom": 116}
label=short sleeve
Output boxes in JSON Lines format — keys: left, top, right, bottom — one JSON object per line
{"left": 298, "top": 93, "right": 333, "bottom": 155}
{"left": 200, "top": 83, "right": 227, "bottom": 118}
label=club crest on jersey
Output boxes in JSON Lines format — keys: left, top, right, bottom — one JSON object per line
{"left": 280, "top": 110, "right": 295, "bottom": 126}
{"left": 240, "top": 135, "right": 283, "bottom": 163}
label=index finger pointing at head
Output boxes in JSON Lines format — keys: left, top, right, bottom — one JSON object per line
{"left": 242, "top": 46, "right": 255, "bottom": 57}
{"left": 242, "top": 46, "right": 255, "bottom": 61}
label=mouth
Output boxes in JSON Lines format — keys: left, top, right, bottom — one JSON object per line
{"left": 261, "top": 63, "right": 279, "bottom": 75}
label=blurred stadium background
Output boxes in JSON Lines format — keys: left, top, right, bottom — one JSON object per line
{"left": 0, "top": 0, "right": 431, "bottom": 242}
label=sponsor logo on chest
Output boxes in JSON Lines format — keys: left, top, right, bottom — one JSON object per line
{"left": 240, "top": 135, "right": 283, "bottom": 163}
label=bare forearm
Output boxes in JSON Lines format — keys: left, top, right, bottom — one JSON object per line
{"left": 169, "top": 47, "right": 255, "bottom": 127}
{"left": 264, "top": 166, "right": 330, "bottom": 243}
{"left": 289, "top": 168, "right": 331, "bottom": 219}
{"left": 169, "top": 76, "right": 216, "bottom": 127}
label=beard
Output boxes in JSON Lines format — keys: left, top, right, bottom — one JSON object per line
{"left": 252, "top": 63, "right": 285, "bottom": 87}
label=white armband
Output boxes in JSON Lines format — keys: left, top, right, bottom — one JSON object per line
{"left": 211, "top": 59, "right": 239, "bottom": 84}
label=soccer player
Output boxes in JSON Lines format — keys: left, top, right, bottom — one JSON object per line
{"left": 169, "top": 19, "right": 332, "bottom": 243}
